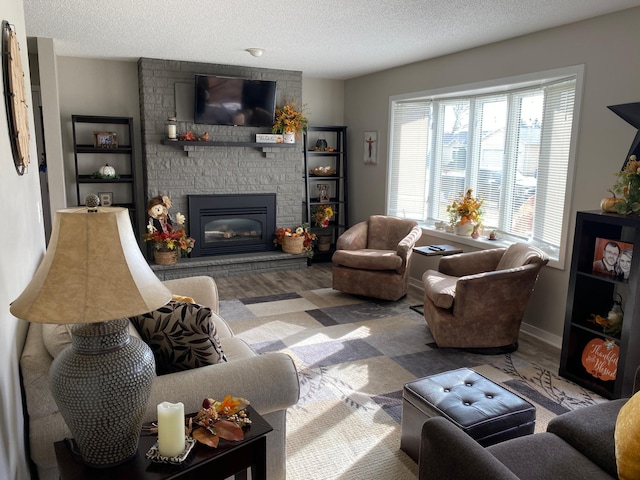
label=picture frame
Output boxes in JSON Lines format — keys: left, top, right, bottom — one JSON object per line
{"left": 364, "top": 131, "right": 377, "bottom": 165}
{"left": 98, "top": 192, "right": 113, "bottom": 207}
{"left": 317, "top": 184, "right": 330, "bottom": 202}
{"left": 93, "top": 131, "right": 118, "bottom": 148}
{"left": 592, "top": 237, "right": 633, "bottom": 281}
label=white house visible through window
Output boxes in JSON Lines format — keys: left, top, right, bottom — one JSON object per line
{"left": 387, "top": 66, "right": 583, "bottom": 266}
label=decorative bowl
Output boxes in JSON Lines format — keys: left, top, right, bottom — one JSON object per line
{"left": 311, "top": 166, "right": 336, "bottom": 176}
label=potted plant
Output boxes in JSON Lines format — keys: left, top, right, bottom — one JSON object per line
{"left": 274, "top": 224, "right": 316, "bottom": 257}
{"left": 446, "top": 188, "right": 483, "bottom": 235}
{"left": 311, "top": 205, "right": 334, "bottom": 227}
{"left": 611, "top": 154, "right": 640, "bottom": 215}
{"left": 272, "top": 99, "right": 308, "bottom": 143}
{"left": 143, "top": 195, "right": 195, "bottom": 263}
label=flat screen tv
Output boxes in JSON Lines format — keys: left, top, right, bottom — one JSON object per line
{"left": 194, "top": 75, "right": 276, "bottom": 127}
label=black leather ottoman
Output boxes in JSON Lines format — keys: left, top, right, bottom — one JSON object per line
{"left": 400, "top": 367, "right": 536, "bottom": 462}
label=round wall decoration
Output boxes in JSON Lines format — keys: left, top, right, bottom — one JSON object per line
{"left": 2, "top": 21, "right": 30, "bottom": 175}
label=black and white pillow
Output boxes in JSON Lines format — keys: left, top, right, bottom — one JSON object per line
{"left": 130, "top": 301, "right": 227, "bottom": 375}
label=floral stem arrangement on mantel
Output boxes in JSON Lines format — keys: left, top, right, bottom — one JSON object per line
{"left": 274, "top": 224, "right": 316, "bottom": 257}
{"left": 143, "top": 195, "right": 195, "bottom": 264}
{"left": 272, "top": 99, "right": 308, "bottom": 143}
{"left": 447, "top": 188, "right": 484, "bottom": 236}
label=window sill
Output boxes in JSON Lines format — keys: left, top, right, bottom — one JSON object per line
{"left": 418, "top": 223, "right": 563, "bottom": 269}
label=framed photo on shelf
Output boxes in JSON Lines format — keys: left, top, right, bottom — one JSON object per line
{"left": 93, "top": 131, "right": 118, "bottom": 148}
{"left": 98, "top": 192, "right": 113, "bottom": 207}
{"left": 592, "top": 237, "right": 633, "bottom": 281}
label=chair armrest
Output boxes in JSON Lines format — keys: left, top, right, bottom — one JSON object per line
{"left": 144, "top": 352, "right": 299, "bottom": 421}
{"left": 336, "top": 221, "right": 369, "bottom": 251}
{"left": 438, "top": 248, "right": 506, "bottom": 277}
{"left": 162, "top": 276, "right": 219, "bottom": 313}
{"left": 419, "top": 417, "right": 519, "bottom": 480}
{"left": 397, "top": 224, "right": 423, "bottom": 261}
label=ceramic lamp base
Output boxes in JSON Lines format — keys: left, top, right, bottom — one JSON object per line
{"left": 50, "top": 318, "right": 156, "bottom": 467}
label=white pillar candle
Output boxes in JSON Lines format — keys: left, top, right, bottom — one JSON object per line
{"left": 157, "top": 401, "right": 185, "bottom": 457}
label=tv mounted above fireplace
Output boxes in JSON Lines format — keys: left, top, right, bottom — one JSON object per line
{"left": 194, "top": 75, "right": 277, "bottom": 127}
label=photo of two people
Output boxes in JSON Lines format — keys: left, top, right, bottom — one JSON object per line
{"left": 592, "top": 237, "right": 633, "bottom": 281}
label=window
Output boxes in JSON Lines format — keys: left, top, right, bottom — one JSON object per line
{"left": 387, "top": 66, "right": 583, "bottom": 266}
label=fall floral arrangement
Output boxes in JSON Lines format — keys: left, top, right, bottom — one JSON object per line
{"left": 611, "top": 155, "right": 640, "bottom": 215}
{"left": 312, "top": 205, "right": 334, "bottom": 227}
{"left": 272, "top": 99, "right": 308, "bottom": 137}
{"left": 446, "top": 188, "right": 484, "bottom": 226}
{"left": 188, "top": 396, "right": 252, "bottom": 448}
{"left": 143, "top": 195, "right": 195, "bottom": 256}
{"left": 274, "top": 223, "right": 317, "bottom": 257}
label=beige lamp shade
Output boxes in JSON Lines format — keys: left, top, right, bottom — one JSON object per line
{"left": 11, "top": 206, "right": 172, "bottom": 324}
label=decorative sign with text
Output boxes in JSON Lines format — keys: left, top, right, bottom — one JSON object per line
{"left": 581, "top": 338, "right": 619, "bottom": 381}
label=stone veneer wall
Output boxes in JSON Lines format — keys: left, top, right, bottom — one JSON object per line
{"left": 137, "top": 58, "right": 304, "bottom": 231}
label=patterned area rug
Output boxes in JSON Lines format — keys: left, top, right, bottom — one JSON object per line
{"left": 219, "top": 288, "right": 607, "bottom": 480}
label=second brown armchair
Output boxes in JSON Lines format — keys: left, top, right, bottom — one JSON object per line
{"left": 332, "top": 215, "right": 422, "bottom": 301}
{"left": 422, "top": 243, "right": 548, "bottom": 352}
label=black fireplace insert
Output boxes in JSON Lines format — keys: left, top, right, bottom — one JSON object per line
{"left": 188, "top": 193, "right": 276, "bottom": 257}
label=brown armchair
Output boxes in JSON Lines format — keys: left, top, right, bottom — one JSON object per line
{"left": 332, "top": 215, "right": 422, "bottom": 301}
{"left": 422, "top": 243, "right": 548, "bottom": 352}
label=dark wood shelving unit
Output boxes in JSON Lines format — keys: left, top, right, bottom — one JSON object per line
{"left": 72, "top": 115, "right": 144, "bottom": 241}
{"left": 303, "top": 126, "right": 348, "bottom": 261}
{"left": 560, "top": 210, "right": 640, "bottom": 399}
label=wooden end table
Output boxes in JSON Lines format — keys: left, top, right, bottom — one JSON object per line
{"left": 410, "top": 244, "right": 463, "bottom": 315}
{"left": 54, "top": 405, "right": 272, "bottom": 480}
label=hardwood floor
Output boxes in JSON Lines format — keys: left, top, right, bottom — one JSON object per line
{"left": 214, "top": 261, "right": 561, "bottom": 372}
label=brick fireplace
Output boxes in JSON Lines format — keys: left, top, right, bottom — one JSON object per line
{"left": 138, "top": 58, "right": 306, "bottom": 276}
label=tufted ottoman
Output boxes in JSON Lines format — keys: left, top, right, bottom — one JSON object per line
{"left": 400, "top": 367, "right": 535, "bottom": 462}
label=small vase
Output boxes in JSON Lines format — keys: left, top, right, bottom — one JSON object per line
{"left": 283, "top": 132, "right": 296, "bottom": 144}
{"left": 453, "top": 221, "right": 475, "bottom": 236}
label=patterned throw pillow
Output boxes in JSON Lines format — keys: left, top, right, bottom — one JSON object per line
{"left": 130, "top": 301, "right": 226, "bottom": 375}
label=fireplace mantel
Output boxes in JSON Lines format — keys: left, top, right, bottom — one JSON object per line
{"left": 161, "top": 140, "right": 296, "bottom": 157}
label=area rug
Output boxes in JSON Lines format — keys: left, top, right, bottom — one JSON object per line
{"left": 219, "top": 288, "right": 607, "bottom": 480}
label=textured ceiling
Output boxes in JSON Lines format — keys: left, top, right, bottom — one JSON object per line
{"left": 22, "top": 0, "right": 640, "bottom": 80}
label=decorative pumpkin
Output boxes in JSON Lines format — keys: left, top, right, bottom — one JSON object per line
{"left": 581, "top": 337, "right": 619, "bottom": 381}
{"left": 601, "top": 190, "right": 624, "bottom": 213}
{"left": 99, "top": 164, "right": 116, "bottom": 178}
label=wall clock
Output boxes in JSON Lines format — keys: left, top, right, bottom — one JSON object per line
{"left": 2, "top": 20, "right": 30, "bottom": 175}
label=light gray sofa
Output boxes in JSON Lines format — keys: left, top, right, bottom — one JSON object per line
{"left": 20, "top": 275, "right": 300, "bottom": 480}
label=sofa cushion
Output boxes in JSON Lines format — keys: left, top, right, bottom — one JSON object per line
{"left": 487, "top": 431, "right": 614, "bottom": 479}
{"left": 332, "top": 249, "right": 403, "bottom": 271}
{"left": 42, "top": 322, "right": 142, "bottom": 359}
{"left": 615, "top": 392, "right": 640, "bottom": 479}
{"left": 130, "top": 301, "right": 227, "bottom": 375}
{"left": 547, "top": 398, "right": 626, "bottom": 478}
{"left": 423, "top": 270, "right": 458, "bottom": 309}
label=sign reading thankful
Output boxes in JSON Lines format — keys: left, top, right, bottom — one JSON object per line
{"left": 581, "top": 338, "right": 619, "bottom": 381}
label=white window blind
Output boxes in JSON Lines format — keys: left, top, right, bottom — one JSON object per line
{"left": 386, "top": 68, "right": 581, "bottom": 264}
{"left": 387, "top": 100, "right": 431, "bottom": 219}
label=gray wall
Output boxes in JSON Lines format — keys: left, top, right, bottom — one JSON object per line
{"left": 343, "top": 6, "right": 640, "bottom": 345}
{"left": 1, "top": 0, "right": 44, "bottom": 478}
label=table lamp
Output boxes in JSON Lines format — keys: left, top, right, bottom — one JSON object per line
{"left": 10, "top": 205, "right": 172, "bottom": 467}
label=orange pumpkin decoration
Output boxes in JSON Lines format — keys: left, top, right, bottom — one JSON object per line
{"left": 581, "top": 338, "right": 619, "bottom": 381}
{"left": 601, "top": 190, "right": 625, "bottom": 213}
